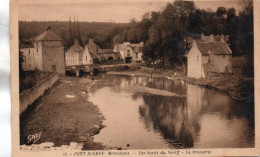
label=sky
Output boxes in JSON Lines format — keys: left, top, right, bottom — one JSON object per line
{"left": 19, "top": 0, "right": 242, "bottom": 23}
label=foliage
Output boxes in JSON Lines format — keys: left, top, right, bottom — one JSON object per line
{"left": 19, "top": 51, "right": 24, "bottom": 79}
{"left": 19, "top": 0, "right": 253, "bottom": 69}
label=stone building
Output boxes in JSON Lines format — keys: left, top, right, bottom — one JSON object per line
{"left": 187, "top": 34, "right": 232, "bottom": 78}
{"left": 86, "top": 39, "right": 120, "bottom": 63}
{"left": 20, "top": 27, "right": 65, "bottom": 74}
{"left": 113, "top": 42, "right": 143, "bottom": 63}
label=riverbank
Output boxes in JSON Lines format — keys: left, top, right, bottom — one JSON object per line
{"left": 20, "top": 76, "right": 105, "bottom": 150}
{"left": 107, "top": 68, "right": 254, "bottom": 103}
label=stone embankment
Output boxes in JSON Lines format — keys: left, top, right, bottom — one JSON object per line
{"left": 20, "top": 73, "right": 59, "bottom": 114}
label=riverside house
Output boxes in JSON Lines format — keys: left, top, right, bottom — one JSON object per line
{"left": 20, "top": 27, "right": 65, "bottom": 74}
{"left": 187, "top": 34, "right": 232, "bottom": 78}
{"left": 87, "top": 39, "right": 120, "bottom": 63}
{"left": 65, "top": 39, "right": 85, "bottom": 66}
{"left": 113, "top": 42, "right": 143, "bottom": 63}
{"left": 65, "top": 39, "right": 94, "bottom": 66}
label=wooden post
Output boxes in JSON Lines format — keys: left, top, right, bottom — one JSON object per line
{"left": 76, "top": 69, "right": 79, "bottom": 77}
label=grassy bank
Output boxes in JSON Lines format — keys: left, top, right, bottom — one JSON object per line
{"left": 20, "top": 76, "right": 105, "bottom": 150}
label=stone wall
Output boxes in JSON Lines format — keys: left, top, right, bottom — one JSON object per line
{"left": 42, "top": 42, "right": 65, "bottom": 74}
{"left": 20, "top": 48, "right": 36, "bottom": 71}
{"left": 208, "top": 54, "right": 232, "bottom": 74}
{"left": 19, "top": 73, "right": 59, "bottom": 114}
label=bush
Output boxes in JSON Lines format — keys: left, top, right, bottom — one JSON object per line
{"left": 19, "top": 71, "right": 53, "bottom": 93}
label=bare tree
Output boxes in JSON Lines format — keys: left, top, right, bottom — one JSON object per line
{"left": 238, "top": 0, "right": 253, "bottom": 15}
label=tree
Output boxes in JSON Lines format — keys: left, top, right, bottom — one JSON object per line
{"left": 225, "top": 8, "right": 241, "bottom": 56}
{"left": 19, "top": 51, "right": 25, "bottom": 79}
{"left": 216, "top": 7, "right": 227, "bottom": 18}
{"left": 113, "top": 34, "right": 124, "bottom": 44}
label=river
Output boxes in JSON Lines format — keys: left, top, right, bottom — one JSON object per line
{"left": 87, "top": 74, "right": 254, "bottom": 149}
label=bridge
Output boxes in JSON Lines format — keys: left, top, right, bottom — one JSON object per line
{"left": 65, "top": 63, "right": 139, "bottom": 76}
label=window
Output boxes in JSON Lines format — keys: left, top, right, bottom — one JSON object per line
{"left": 86, "top": 56, "right": 88, "bottom": 61}
{"left": 127, "top": 50, "right": 130, "bottom": 57}
{"left": 52, "top": 65, "right": 56, "bottom": 72}
{"left": 108, "top": 57, "right": 114, "bottom": 61}
{"left": 135, "top": 53, "right": 138, "bottom": 59}
{"left": 28, "top": 49, "right": 30, "bottom": 54}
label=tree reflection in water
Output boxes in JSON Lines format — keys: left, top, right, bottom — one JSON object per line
{"left": 89, "top": 74, "right": 254, "bottom": 148}
{"left": 136, "top": 81, "right": 254, "bottom": 148}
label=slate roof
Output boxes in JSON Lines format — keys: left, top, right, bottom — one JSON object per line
{"left": 196, "top": 41, "right": 232, "bottom": 55}
{"left": 34, "top": 29, "right": 62, "bottom": 41}
{"left": 114, "top": 43, "right": 143, "bottom": 53}
{"left": 114, "top": 44, "right": 128, "bottom": 52}
{"left": 88, "top": 50, "right": 99, "bottom": 60}
{"left": 65, "top": 41, "right": 83, "bottom": 54}
{"left": 100, "top": 49, "right": 113, "bottom": 54}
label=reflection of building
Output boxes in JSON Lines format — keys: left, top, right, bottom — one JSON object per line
{"left": 20, "top": 27, "right": 65, "bottom": 74}
{"left": 113, "top": 42, "right": 143, "bottom": 63}
{"left": 187, "top": 34, "right": 232, "bottom": 78}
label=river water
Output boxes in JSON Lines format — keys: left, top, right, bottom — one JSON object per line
{"left": 88, "top": 74, "right": 254, "bottom": 149}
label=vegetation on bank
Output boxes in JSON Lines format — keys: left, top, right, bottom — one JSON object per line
{"left": 107, "top": 56, "right": 253, "bottom": 103}
{"left": 19, "top": 70, "right": 54, "bottom": 93}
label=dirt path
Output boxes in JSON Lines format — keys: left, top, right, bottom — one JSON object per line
{"left": 20, "top": 76, "right": 105, "bottom": 150}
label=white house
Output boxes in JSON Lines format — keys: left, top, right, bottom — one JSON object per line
{"left": 65, "top": 39, "right": 84, "bottom": 66}
{"left": 187, "top": 34, "right": 232, "bottom": 78}
{"left": 113, "top": 42, "right": 143, "bottom": 63}
{"left": 82, "top": 46, "right": 93, "bottom": 65}
{"left": 65, "top": 39, "right": 93, "bottom": 66}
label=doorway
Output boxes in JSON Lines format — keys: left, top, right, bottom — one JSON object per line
{"left": 52, "top": 65, "right": 56, "bottom": 72}
{"left": 125, "top": 57, "right": 132, "bottom": 63}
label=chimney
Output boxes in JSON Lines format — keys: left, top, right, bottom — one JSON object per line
{"left": 89, "top": 39, "right": 94, "bottom": 43}
{"left": 209, "top": 35, "right": 215, "bottom": 42}
{"left": 220, "top": 35, "right": 225, "bottom": 42}
{"left": 192, "top": 40, "right": 197, "bottom": 45}
{"left": 201, "top": 34, "right": 216, "bottom": 42}
{"left": 74, "top": 38, "right": 79, "bottom": 44}
{"left": 201, "top": 33, "right": 205, "bottom": 40}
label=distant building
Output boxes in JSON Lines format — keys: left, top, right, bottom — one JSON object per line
{"left": 20, "top": 27, "right": 65, "bottom": 74}
{"left": 87, "top": 39, "right": 120, "bottom": 63}
{"left": 113, "top": 42, "right": 143, "bottom": 63}
{"left": 65, "top": 39, "right": 85, "bottom": 66}
{"left": 187, "top": 34, "right": 232, "bottom": 78}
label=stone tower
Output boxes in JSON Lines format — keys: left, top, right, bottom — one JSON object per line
{"left": 33, "top": 27, "right": 65, "bottom": 74}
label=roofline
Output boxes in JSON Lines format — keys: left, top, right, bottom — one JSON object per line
{"left": 34, "top": 39, "right": 63, "bottom": 41}
{"left": 195, "top": 41, "right": 232, "bottom": 55}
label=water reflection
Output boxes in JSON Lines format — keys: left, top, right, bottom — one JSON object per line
{"left": 88, "top": 74, "right": 254, "bottom": 149}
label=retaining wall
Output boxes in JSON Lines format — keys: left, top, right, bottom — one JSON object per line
{"left": 20, "top": 73, "right": 59, "bottom": 114}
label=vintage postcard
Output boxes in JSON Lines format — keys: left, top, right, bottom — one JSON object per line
{"left": 11, "top": 0, "right": 260, "bottom": 156}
